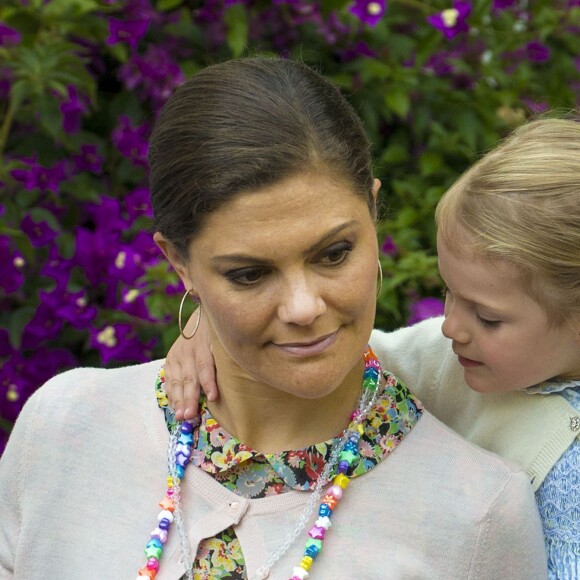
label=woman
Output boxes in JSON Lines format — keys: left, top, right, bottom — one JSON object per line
{"left": 0, "top": 57, "right": 546, "bottom": 579}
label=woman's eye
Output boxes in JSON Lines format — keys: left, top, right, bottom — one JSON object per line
{"left": 441, "top": 285, "right": 449, "bottom": 298}
{"left": 477, "top": 316, "right": 501, "bottom": 328}
{"left": 320, "top": 242, "right": 352, "bottom": 266}
{"left": 226, "top": 268, "right": 267, "bottom": 286}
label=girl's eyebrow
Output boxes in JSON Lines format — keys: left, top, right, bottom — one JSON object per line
{"left": 210, "top": 220, "right": 358, "bottom": 266}
{"left": 443, "top": 280, "right": 510, "bottom": 315}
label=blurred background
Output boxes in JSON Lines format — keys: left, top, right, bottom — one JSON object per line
{"left": 1, "top": 0, "right": 579, "bottom": 452}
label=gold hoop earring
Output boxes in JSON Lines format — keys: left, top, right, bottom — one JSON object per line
{"left": 178, "top": 289, "right": 202, "bottom": 340}
{"left": 377, "top": 259, "right": 383, "bottom": 299}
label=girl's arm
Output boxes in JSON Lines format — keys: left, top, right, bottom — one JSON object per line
{"left": 164, "top": 311, "right": 218, "bottom": 420}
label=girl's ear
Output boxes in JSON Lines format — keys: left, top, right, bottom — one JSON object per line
{"left": 153, "top": 232, "right": 192, "bottom": 291}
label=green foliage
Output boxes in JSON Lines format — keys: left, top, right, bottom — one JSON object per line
{"left": 1, "top": 0, "right": 579, "bottom": 431}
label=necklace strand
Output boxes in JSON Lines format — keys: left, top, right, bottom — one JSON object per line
{"left": 137, "top": 347, "right": 382, "bottom": 580}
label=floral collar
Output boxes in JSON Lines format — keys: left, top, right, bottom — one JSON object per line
{"left": 155, "top": 367, "right": 423, "bottom": 494}
{"left": 525, "top": 377, "right": 580, "bottom": 395}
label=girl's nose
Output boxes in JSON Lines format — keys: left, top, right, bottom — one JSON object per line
{"left": 441, "top": 305, "right": 471, "bottom": 344}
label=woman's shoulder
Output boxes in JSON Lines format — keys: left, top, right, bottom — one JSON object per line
{"left": 24, "top": 359, "right": 164, "bottom": 417}
{"left": 411, "top": 409, "right": 525, "bottom": 477}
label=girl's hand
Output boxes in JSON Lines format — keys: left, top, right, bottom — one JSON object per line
{"left": 164, "top": 309, "right": 218, "bottom": 420}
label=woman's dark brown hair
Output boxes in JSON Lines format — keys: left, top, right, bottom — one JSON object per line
{"left": 149, "top": 57, "right": 374, "bottom": 258}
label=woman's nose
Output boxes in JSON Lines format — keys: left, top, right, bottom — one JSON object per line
{"left": 277, "top": 276, "right": 326, "bottom": 326}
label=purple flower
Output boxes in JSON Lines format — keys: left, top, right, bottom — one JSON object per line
{"left": 72, "top": 144, "right": 104, "bottom": 174}
{"left": 425, "top": 54, "right": 453, "bottom": 76}
{"left": 11, "top": 159, "right": 67, "bottom": 193}
{"left": 380, "top": 235, "right": 399, "bottom": 258}
{"left": 526, "top": 41, "right": 551, "bottom": 62}
{"left": 124, "top": 187, "right": 153, "bottom": 220}
{"left": 0, "top": 348, "right": 77, "bottom": 423}
{"left": 112, "top": 115, "right": 149, "bottom": 167}
{"left": 0, "top": 353, "right": 31, "bottom": 423}
{"left": 165, "top": 280, "right": 183, "bottom": 296}
{"left": 108, "top": 245, "right": 146, "bottom": 285}
{"left": 60, "top": 86, "right": 87, "bottom": 134}
{"left": 341, "top": 41, "right": 378, "bottom": 61}
{"left": 117, "top": 287, "right": 155, "bottom": 320}
{"left": 522, "top": 98, "right": 549, "bottom": 114}
{"left": 21, "top": 304, "right": 64, "bottom": 349}
{"left": 0, "top": 329, "right": 13, "bottom": 358}
{"left": 492, "top": 0, "right": 517, "bottom": 8}
{"left": 427, "top": 1, "right": 471, "bottom": 39}
{"left": 74, "top": 226, "right": 120, "bottom": 285}
{"left": 20, "top": 215, "right": 58, "bottom": 247}
{"left": 23, "top": 348, "right": 77, "bottom": 386}
{"left": 349, "top": 0, "right": 386, "bottom": 27}
{"left": 90, "top": 323, "right": 154, "bottom": 364}
{"left": 40, "top": 243, "right": 72, "bottom": 287}
{"left": 86, "top": 196, "right": 128, "bottom": 235}
{"left": 131, "top": 231, "right": 160, "bottom": 266}
{"left": 407, "top": 297, "right": 445, "bottom": 326}
{"left": 118, "top": 46, "right": 185, "bottom": 110}
{"left": 0, "top": 23, "right": 21, "bottom": 46}
{"left": 0, "top": 236, "right": 25, "bottom": 294}
{"left": 107, "top": 18, "right": 150, "bottom": 50}
{"left": 40, "top": 288, "right": 97, "bottom": 330}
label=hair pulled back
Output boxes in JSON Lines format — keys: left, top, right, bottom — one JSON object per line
{"left": 149, "top": 57, "right": 374, "bottom": 258}
{"left": 436, "top": 118, "right": 580, "bottom": 324}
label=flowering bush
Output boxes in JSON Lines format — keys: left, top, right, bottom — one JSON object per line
{"left": 1, "top": 0, "right": 580, "bottom": 450}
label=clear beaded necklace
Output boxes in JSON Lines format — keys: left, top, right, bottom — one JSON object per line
{"left": 137, "top": 346, "right": 382, "bottom": 580}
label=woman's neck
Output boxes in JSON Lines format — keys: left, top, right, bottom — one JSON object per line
{"left": 206, "top": 358, "right": 366, "bottom": 454}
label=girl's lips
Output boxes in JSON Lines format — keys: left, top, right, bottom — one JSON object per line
{"left": 274, "top": 330, "right": 338, "bottom": 358}
{"left": 457, "top": 355, "right": 484, "bottom": 368}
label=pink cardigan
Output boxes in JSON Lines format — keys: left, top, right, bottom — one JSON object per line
{"left": 0, "top": 359, "right": 547, "bottom": 579}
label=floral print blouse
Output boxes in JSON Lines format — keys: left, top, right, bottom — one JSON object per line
{"left": 155, "top": 365, "right": 423, "bottom": 579}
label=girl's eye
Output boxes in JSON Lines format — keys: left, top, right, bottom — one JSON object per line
{"left": 226, "top": 267, "right": 268, "bottom": 286}
{"left": 477, "top": 316, "right": 501, "bottom": 328}
{"left": 320, "top": 242, "right": 352, "bottom": 266}
{"left": 441, "top": 285, "right": 449, "bottom": 298}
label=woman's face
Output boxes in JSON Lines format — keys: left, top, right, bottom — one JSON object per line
{"left": 157, "top": 172, "right": 379, "bottom": 399}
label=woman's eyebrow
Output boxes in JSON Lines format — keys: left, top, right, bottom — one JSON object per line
{"left": 211, "top": 220, "right": 358, "bottom": 265}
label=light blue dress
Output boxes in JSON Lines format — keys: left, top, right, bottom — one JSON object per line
{"left": 531, "top": 380, "right": 580, "bottom": 579}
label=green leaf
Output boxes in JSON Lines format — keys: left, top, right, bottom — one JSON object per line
{"left": 28, "top": 207, "right": 61, "bottom": 232}
{"left": 419, "top": 151, "right": 443, "bottom": 176}
{"left": 8, "top": 78, "right": 30, "bottom": 114}
{"left": 224, "top": 4, "right": 248, "bottom": 58}
{"left": 7, "top": 307, "right": 36, "bottom": 349}
{"left": 384, "top": 89, "right": 410, "bottom": 118}
{"left": 156, "top": 0, "right": 183, "bottom": 11}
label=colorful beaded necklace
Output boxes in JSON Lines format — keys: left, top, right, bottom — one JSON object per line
{"left": 137, "top": 346, "right": 382, "bottom": 580}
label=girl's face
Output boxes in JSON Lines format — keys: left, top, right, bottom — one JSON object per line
{"left": 437, "top": 233, "right": 580, "bottom": 393}
{"left": 157, "top": 172, "right": 380, "bottom": 400}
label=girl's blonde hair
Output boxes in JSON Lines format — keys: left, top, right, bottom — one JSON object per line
{"left": 436, "top": 118, "right": 580, "bottom": 325}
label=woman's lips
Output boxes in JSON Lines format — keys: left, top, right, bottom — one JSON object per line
{"left": 273, "top": 330, "right": 338, "bottom": 357}
{"left": 457, "top": 354, "right": 484, "bottom": 368}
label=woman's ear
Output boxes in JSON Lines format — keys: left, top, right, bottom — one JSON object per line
{"left": 372, "top": 178, "right": 381, "bottom": 203}
{"left": 153, "top": 232, "right": 192, "bottom": 291}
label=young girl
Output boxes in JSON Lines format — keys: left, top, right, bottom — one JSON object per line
{"left": 165, "top": 117, "right": 580, "bottom": 577}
